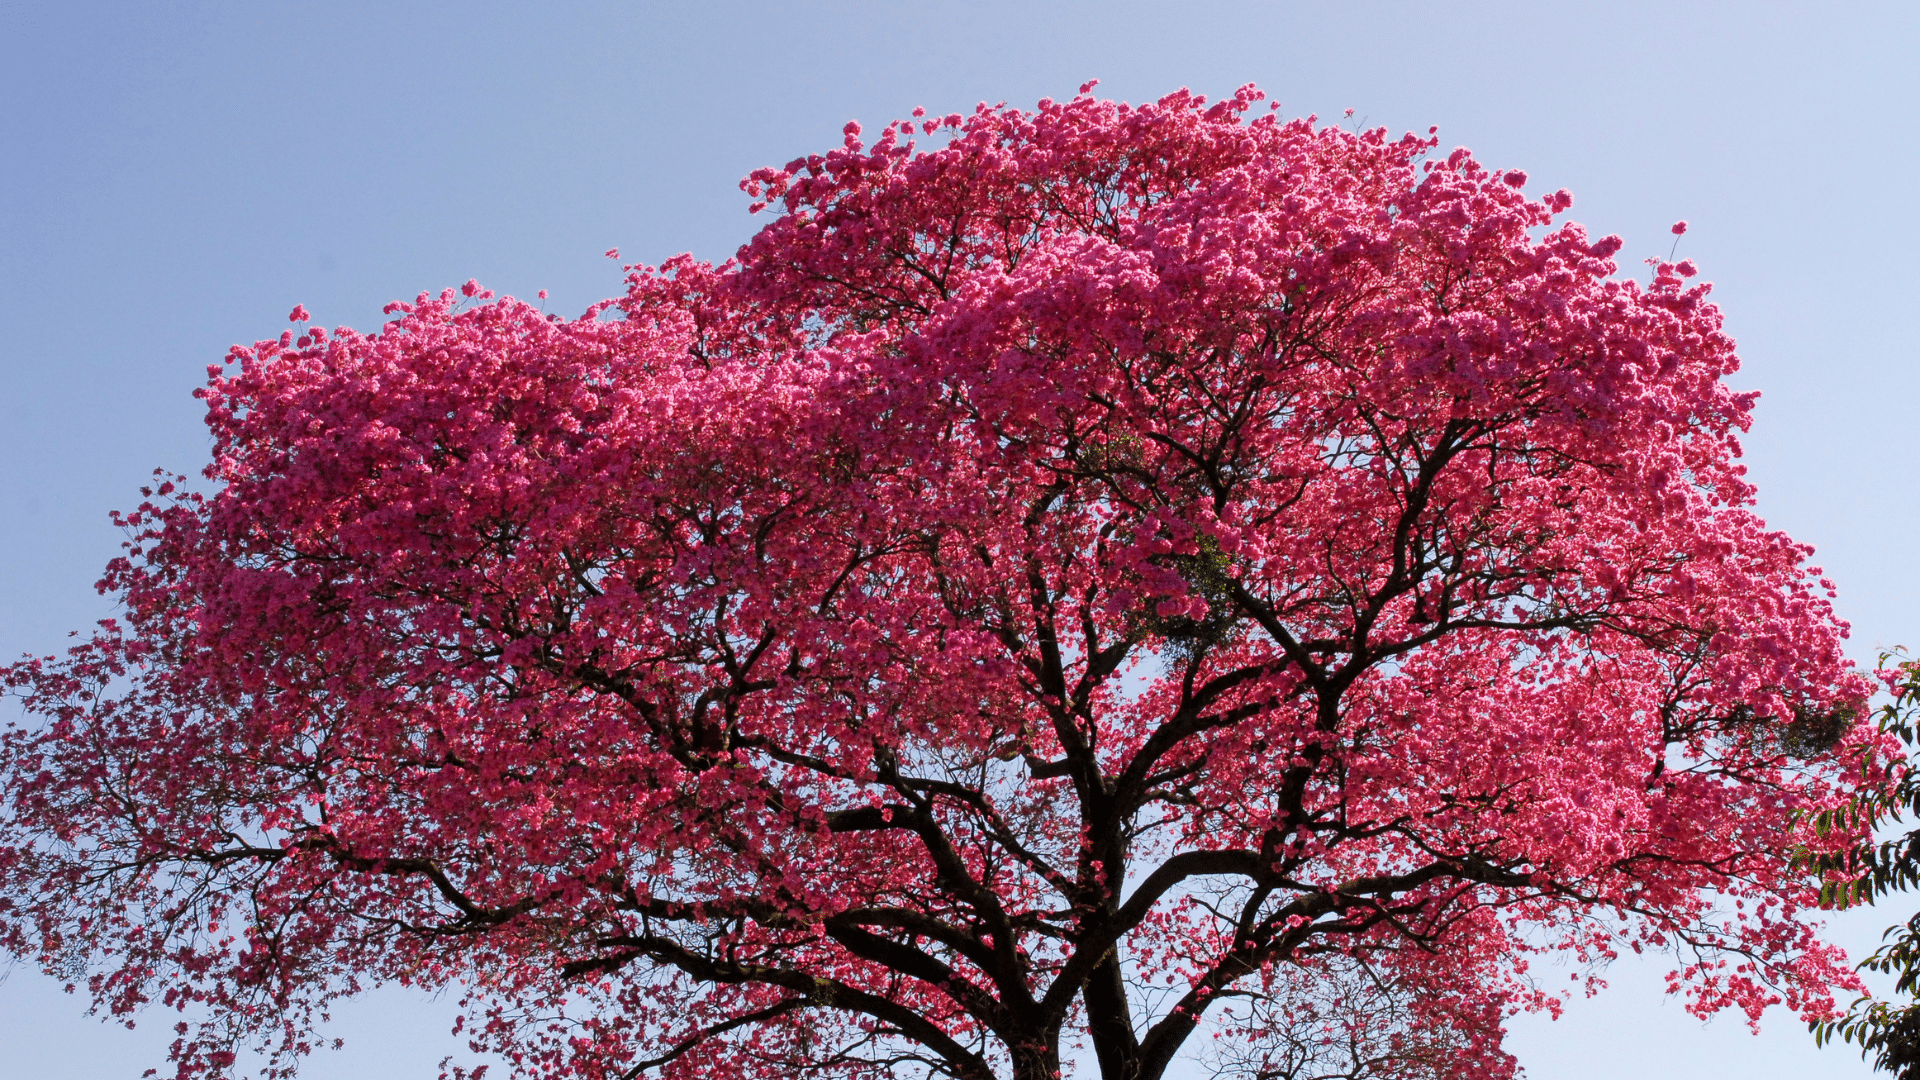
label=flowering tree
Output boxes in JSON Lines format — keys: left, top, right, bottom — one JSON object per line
{"left": 0, "top": 85, "right": 1882, "bottom": 1080}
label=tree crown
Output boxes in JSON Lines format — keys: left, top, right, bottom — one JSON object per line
{"left": 0, "top": 84, "right": 1880, "bottom": 1080}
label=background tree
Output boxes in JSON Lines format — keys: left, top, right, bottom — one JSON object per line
{"left": 0, "top": 86, "right": 1881, "bottom": 1080}
{"left": 1196, "top": 946, "right": 1509, "bottom": 1080}
{"left": 1811, "top": 658, "right": 1920, "bottom": 1077}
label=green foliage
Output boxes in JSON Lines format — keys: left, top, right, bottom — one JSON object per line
{"left": 1146, "top": 529, "right": 1244, "bottom": 663}
{"left": 1810, "top": 657, "right": 1920, "bottom": 1077}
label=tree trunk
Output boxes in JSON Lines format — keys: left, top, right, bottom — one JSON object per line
{"left": 1009, "top": 1027, "right": 1064, "bottom": 1080}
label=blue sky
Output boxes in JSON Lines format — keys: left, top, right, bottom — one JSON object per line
{"left": 1, "top": 2, "right": 1916, "bottom": 1077}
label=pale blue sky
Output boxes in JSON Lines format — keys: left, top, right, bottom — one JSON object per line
{"left": 2, "top": 2, "right": 1916, "bottom": 1077}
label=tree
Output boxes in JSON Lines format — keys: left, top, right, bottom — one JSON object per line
{"left": 1810, "top": 658, "right": 1920, "bottom": 1077}
{"left": 0, "top": 84, "right": 1882, "bottom": 1080}
{"left": 1195, "top": 945, "right": 1509, "bottom": 1080}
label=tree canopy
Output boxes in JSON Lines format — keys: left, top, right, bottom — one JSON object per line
{"left": 0, "top": 85, "right": 1882, "bottom": 1080}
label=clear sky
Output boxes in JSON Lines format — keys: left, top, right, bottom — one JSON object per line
{"left": 1, "top": 2, "right": 1915, "bottom": 1077}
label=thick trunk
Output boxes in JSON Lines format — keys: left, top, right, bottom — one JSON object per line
{"left": 1083, "top": 953, "right": 1143, "bottom": 1080}
{"left": 1008, "top": 1027, "right": 1064, "bottom": 1080}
